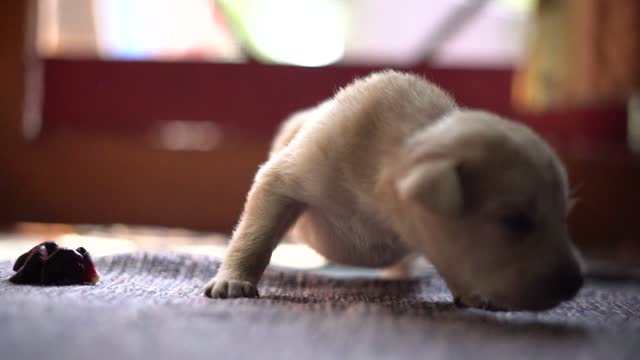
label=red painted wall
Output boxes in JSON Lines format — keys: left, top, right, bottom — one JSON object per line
{"left": 43, "top": 59, "right": 627, "bottom": 148}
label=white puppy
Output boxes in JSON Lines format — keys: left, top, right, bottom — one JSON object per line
{"left": 205, "top": 70, "right": 583, "bottom": 311}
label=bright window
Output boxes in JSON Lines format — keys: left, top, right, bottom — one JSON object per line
{"left": 38, "top": 0, "right": 534, "bottom": 67}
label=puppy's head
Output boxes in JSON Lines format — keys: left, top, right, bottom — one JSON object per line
{"left": 397, "top": 110, "right": 582, "bottom": 311}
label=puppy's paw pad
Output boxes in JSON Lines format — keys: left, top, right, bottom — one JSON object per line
{"left": 204, "top": 278, "right": 259, "bottom": 299}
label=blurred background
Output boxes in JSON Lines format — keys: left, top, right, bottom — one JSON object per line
{"left": 1, "top": 0, "right": 639, "bottom": 268}
{"left": 35, "top": 0, "right": 530, "bottom": 67}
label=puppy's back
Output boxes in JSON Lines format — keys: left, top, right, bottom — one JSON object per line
{"left": 272, "top": 71, "right": 458, "bottom": 206}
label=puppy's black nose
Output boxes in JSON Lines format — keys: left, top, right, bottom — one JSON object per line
{"left": 549, "top": 269, "right": 583, "bottom": 301}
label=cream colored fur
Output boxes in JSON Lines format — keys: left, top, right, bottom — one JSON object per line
{"left": 204, "top": 70, "right": 583, "bottom": 311}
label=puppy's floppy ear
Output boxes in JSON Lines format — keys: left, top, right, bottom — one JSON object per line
{"left": 396, "top": 159, "right": 463, "bottom": 215}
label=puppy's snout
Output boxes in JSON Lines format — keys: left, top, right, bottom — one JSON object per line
{"left": 548, "top": 268, "right": 583, "bottom": 301}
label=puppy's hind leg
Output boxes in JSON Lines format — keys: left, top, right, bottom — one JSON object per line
{"left": 269, "top": 110, "right": 306, "bottom": 155}
{"left": 381, "top": 254, "right": 418, "bottom": 279}
{"left": 204, "top": 168, "right": 304, "bottom": 298}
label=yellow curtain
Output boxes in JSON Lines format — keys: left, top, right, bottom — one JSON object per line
{"left": 513, "top": 0, "right": 640, "bottom": 110}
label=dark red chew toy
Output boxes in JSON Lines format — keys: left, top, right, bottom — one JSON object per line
{"left": 10, "top": 241, "right": 101, "bottom": 285}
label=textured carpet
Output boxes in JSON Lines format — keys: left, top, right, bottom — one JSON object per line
{"left": 1, "top": 252, "right": 640, "bottom": 360}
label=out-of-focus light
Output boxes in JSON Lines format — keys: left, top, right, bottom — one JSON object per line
{"left": 244, "top": 0, "right": 346, "bottom": 67}
{"left": 94, "top": 0, "right": 242, "bottom": 60}
{"left": 57, "top": 234, "right": 138, "bottom": 256}
{"left": 498, "top": 0, "right": 535, "bottom": 12}
{"left": 151, "top": 121, "right": 223, "bottom": 151}
{"left": 271, "top": 243, "right": 327, "bottom": 269}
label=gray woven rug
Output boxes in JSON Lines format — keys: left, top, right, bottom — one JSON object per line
{"left": 1, "top": 252, "right": 640, "bottom": 360}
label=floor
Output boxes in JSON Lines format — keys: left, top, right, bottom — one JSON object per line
{"left": 3, "top": 251, "right": 640, "bottom": 360}
{"left": 0, "top": 222, "right": 406, "bottom": 278}
{"left": 0, "top": 222, "right": 331, "bottom": 265}
{"left": 3, "top": 222, "right": 639, "bottom": 280}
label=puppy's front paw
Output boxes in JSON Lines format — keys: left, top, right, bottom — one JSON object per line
{"left": 204, "top": 277, "right": 259, "bottom": 299}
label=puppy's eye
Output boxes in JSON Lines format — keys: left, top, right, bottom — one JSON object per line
{"left": 500, "top": 212, "right": 534, "bottom": 235}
